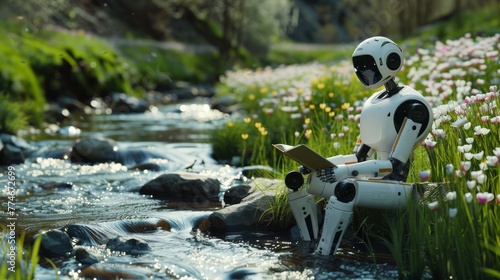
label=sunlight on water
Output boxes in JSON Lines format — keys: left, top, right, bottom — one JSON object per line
{"left": 77, "top": 102, "right": 227, "bottom": 142}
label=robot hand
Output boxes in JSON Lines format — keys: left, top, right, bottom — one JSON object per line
{"left": 299, "top": 165, "right": 311, "bottom": 175}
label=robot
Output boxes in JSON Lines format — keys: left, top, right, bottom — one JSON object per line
{"left": 282, "top": 36, "right": 433, "bottom": 255}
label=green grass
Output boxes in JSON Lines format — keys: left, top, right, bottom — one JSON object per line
{"left": 115, "top": 41, "right": 221, "bottom": 87}
{"left": 409, "top": 4, "right": 500, "bottom": 46}
{"left": 265, "top": 4, "right": 500, "bottom": 66}
{"left": 265, "top": 43, "right": 354, "bottom": 65}
{"left": 0, "top": 232, "right": 46, "bottom": 280}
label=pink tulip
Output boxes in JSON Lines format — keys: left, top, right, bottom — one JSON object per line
{"left": 477, "top": 192, "right": 494, "bottom": 204}
{"left": 419, "top": 170, "right": 431, "bottom": 181}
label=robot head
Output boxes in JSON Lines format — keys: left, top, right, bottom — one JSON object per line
{"left": 352, "top": 36, "right": 403, "bottom": 89}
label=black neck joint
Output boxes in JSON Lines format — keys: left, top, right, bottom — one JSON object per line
{"left": 384, "top": 79, "right": 400, "bottom": 96}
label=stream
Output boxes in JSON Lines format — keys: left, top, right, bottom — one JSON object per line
{"left": 1, "top": 98, "right": 400, "bottom": 279}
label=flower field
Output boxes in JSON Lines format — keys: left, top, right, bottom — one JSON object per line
{"left": 211, "top": 34, "right": 500, "bottom": 278}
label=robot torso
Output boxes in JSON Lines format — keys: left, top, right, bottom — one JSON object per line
{"left": 359, "top": 86, "right": 432, "bottom": 159}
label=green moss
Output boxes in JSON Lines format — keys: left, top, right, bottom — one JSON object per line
{"left": 19, "top": 31, "right": 141, "bottom": 101}
{"left": 0, "top": 29, "right": 45, "bottom": 131}
{"left": 0, "top": 22, "right": 144, "bottom": 133}
{"left": 0, "top": 98, "right": 29, "bottom": 135}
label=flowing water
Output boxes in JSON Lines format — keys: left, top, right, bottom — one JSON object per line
{"left": 1, "top": 99, "right": 400, "bottom": 279}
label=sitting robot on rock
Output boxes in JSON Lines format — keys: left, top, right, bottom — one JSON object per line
{"left": 279, "top": 36, "right": 433, "bottom": 255}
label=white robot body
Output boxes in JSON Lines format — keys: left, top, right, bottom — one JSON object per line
{"left": 360, "top": 86, "right": 432, "bottom": 159}
{"left": 282, "top": 36, "right": 434, "bottom": 256}
{"left": 353, "top": 180, "right": 413, "bottom": 208}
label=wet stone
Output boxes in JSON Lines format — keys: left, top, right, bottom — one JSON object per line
{"left": 129, "top": 162, "right": 162, "bottom": 171}
{"left": 106, "top": 236, "right": 151, "bottom": 255}
{"left": 118, "top": 218, "right": 171, "bottom": 233}
{"left": 39, "top": 182, "right": 73, "bottom": 191}
{"left": 63, "top": 224, "right": 111, "bottom": 245}
{"left": 70, "top": 137, "right": 119, "bottom": 164}
{"left": 107, "top": 92, "right": 149, "bottom": 114}
{"left": 208, "top": 178, "right": 285, "bottom": 233}
{"left": 139, "top": 171, "right": 220, "bottom": 202}
{"left": 70, "top": 137, "right": 168, "bottom": 167}
{"left": 75, "top": 248, "right": 99, "bottom": 265}
{"left": 223, "top": 184, "right": 252, "bottom": 205}
{"left": 37, "top": 229, "right": 74, "bottom": 258}
{"left": 225, "top": 267, "right": 260, "bottom": 279}
{"left": 0, "top": 133, "right": 35, "bottom": 165}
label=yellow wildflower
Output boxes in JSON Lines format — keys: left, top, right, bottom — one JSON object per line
{"left": 305, "top": 129, "right": 312, "bottom": 138}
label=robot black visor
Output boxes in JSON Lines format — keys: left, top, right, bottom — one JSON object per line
{"left": 353, "top": 55, "right": 382, "bottom": 87}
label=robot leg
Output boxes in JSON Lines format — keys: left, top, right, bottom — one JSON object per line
{"left": 288, "top": 189, "right": 319, "bottom": 241}
{"left": 315, "top": 196, "right": 354, "bottom": 255}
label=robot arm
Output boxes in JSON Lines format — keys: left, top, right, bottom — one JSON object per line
{"left": 385, "top": 102, "right": 430, "bottom": 181}
{"left": 391, "top": 118, "right": 417, "bottom": 162}
{"left": 391, "top": 103, "right": 428, "bottom": 163}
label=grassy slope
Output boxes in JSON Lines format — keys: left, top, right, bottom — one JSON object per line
{"left": 265, "top": 4, "right": 500, "bottom": 66}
